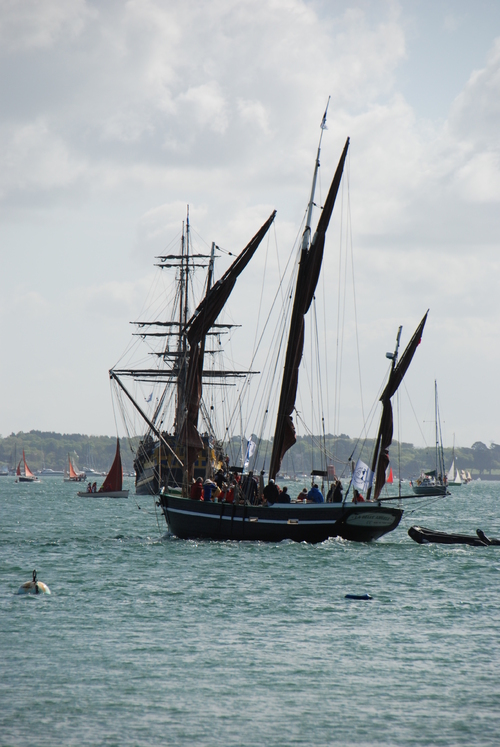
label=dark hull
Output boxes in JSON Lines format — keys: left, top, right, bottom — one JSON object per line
{"left": 160, "top": 493, "right": 403, "bottom": 543}
{"left": 408, "top": 525, "right": 500, "bottom": 547}
{"left": 412, "top": 484, "right": 447, "bottom": 496}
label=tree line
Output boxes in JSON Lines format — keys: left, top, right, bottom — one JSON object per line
{"left": 2, "top": 430, "right": 498, "bottom": 479}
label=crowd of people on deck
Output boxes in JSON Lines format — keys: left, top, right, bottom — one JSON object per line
{"left": 188, "top": 470, "right": 347, "bottom": 506}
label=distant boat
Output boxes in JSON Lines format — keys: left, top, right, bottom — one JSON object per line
{"left": 77, "top": 439, "right": 129, "bottom": 498}
{"left": 412, "top": 382, "right": 447, "bottom": 496}
{"left": 16, "top": 451, "right": 40, "bottom": 483}
{"left": 64, "top": 454, "right": 86, "bottom": 482}
{"left": 460, "top": 469, "right": 472, "bottom": 484}
{"left": 446, "top": 435, "right": 462, "bottom": 487}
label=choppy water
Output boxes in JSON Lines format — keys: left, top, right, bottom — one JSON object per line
{"left": 1, "top": 477, "right": 500, "bottom": 746}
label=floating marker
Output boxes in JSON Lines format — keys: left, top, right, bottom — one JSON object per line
{"left": 17, "top": 570, "right": 51, "bottom": 595}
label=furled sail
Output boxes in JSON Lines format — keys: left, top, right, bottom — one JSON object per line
{"left": 269, "top": 138, "right": 349, "bottom": 480}
{"left": 369, "top": 311, "right": 428, "bottom": 501}
{"left": 179, "top": 211, "right": 277, "bottom": 465}
{"left": 100, "top": 438, "right": 123, "bottom": 493}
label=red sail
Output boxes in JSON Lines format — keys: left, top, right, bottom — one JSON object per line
{"left": 99, "top": 439, "right": 123, "bottom": 492}
{"left": 16, "top": 460, "right": 21, "bottom": 476}
{"left": 23, "top": 450, "right": 35, "bottom": 478}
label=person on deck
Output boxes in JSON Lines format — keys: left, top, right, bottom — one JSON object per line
{"left": 353, "top": 489, "right": 365, "bottom": 503}
{"left": 190, "top": 477, "right": 203, "bottom": 500}
{"left": 299, "top": 488, "right": 309, "bottom": 502}
{"left": 215, "top": 469, "right": 226, "bottom": 489}
{"left": 307, "top": 484, "right": 324, "bottom": 503}
{"left": 242, "top": 473, "right": 258, "bottom": 504}
{"left": 203, "top": 479, "right": 217, "bottom": 502}
{"left": 275, "top": 485, "right": 291, "bottom": 503}
{"left": 333, "top": 480, "right": 343, "bottom": 502}
{"left": 262, "top": 479, "right": 280, "bottom": 505}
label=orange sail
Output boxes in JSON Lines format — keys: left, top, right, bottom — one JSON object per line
{"left": 23, "top": 450, "right": 35, "bottom": 478}
{"left": 99, "top": 439, "right": 123, "bottom": 493}
{"left": 386, "top": 465, "right": 394, "bottom": 484}
{"left": 16, "top": 460, "right": 21, "bottom": 476}
{"left": 68, "top": 457, "right": 79, "bottom": 479}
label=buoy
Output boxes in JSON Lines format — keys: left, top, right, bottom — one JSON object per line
{"left": 345, "top": 593, "right": 372, "bottom": 600}
{"left": 17, "top": 570, "right": 51, "bottom": 595}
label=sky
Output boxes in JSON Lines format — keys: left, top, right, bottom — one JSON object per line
{"left": 1, "top": 0, "right": 500, "bottom": 450}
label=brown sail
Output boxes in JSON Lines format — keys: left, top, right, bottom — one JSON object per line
{"left": 179, "top": 211, "right": 277, "bottom": 466}
{"left": 269, "top": 139, "right": 349, "bottom": 480}
{"left": 369, "top": 311, "right": 429, "bottom": 501}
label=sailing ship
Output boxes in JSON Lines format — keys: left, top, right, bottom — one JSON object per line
{"left": 77, "top": 439, "right": 129, "bottom": 498}
{"left": 16, "top": 450, "right": 39, "bottom": 483}
{"left": 111, "top": 114, "right": 429, "bottom": 542}
{"left": 64, "top": 454, "right": 86, "bottom": 482}
{"left": 412, "top": 381, "right": 448, "bottom": 496}
{"left": 446, "top": 436, "right": 462, "bottom": 487}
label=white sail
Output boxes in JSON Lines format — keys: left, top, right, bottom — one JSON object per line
{"left": 447, "top": 460, "right": 456, "bottom": 482}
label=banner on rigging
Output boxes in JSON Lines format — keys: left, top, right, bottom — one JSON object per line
{"left": 352, "top": 459, "right": 374, "bottom": 494}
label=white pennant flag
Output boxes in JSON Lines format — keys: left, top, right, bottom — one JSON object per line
{"left": 352, "top": 459, "right": 374, "bottom": 494}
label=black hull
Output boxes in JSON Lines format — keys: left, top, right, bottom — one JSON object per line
{"left": 412, "top": 485, "right": 447, "bottom": 496}
{"left": 409, "top": 525, "right": 500, "bottom": 547}
{"left": 160, "top": 493, "right": 403, "bottom": 543}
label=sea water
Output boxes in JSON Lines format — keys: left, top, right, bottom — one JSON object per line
{"left": 1, "top": 477, "right": 500, "bottom": 746}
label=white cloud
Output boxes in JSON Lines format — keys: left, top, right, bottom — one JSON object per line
{"left": 0, "top": 0, "right": 94, "bottom": 53}
{"left": 1, "top": 0, "right": 500, "bottom": 444}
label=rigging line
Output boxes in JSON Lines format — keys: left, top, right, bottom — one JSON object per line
{"left": 225, "top": 243, "right": 297, "bottom": 442}
{"left": 243, "top": 225, "right": 276, "bottom": 430}
{"left": 338, "top": 175, "right": 350, "bottom": 431}
{"left": 333, "top": 168, "right": 346, "bottom": 442}
{"left": 402, "top": 379, "right": 429, "bottom": 447}
{"left": 311, "top": 297, "right": 327, "bottom": 470}
{"left": 346, "top": 158, "right": 365, "bottom": 433}
{"left": 397, "top": 387, "right": 402, "bottom": 493}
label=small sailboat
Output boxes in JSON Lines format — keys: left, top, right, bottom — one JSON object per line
{"left": 77, "top": 439, "right": 129, "bottom": 498}
{"left": 412, "top": 381, "right": 448, "bottom": 496}
{"left": 64, "top": 454, "right": 86, "bottom": 482}
{"left": 446, "top": 437, "right": 463, "bottom": 487}
{"left": 16, "top": 450, "right": 40, "bottom": 483}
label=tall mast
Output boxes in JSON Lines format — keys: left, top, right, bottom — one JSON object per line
{"left": 302, "top": 97, "right": 329, "bottom": 253}
{"left": 269, "top": 111, "right": 349, "bottom": 480}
